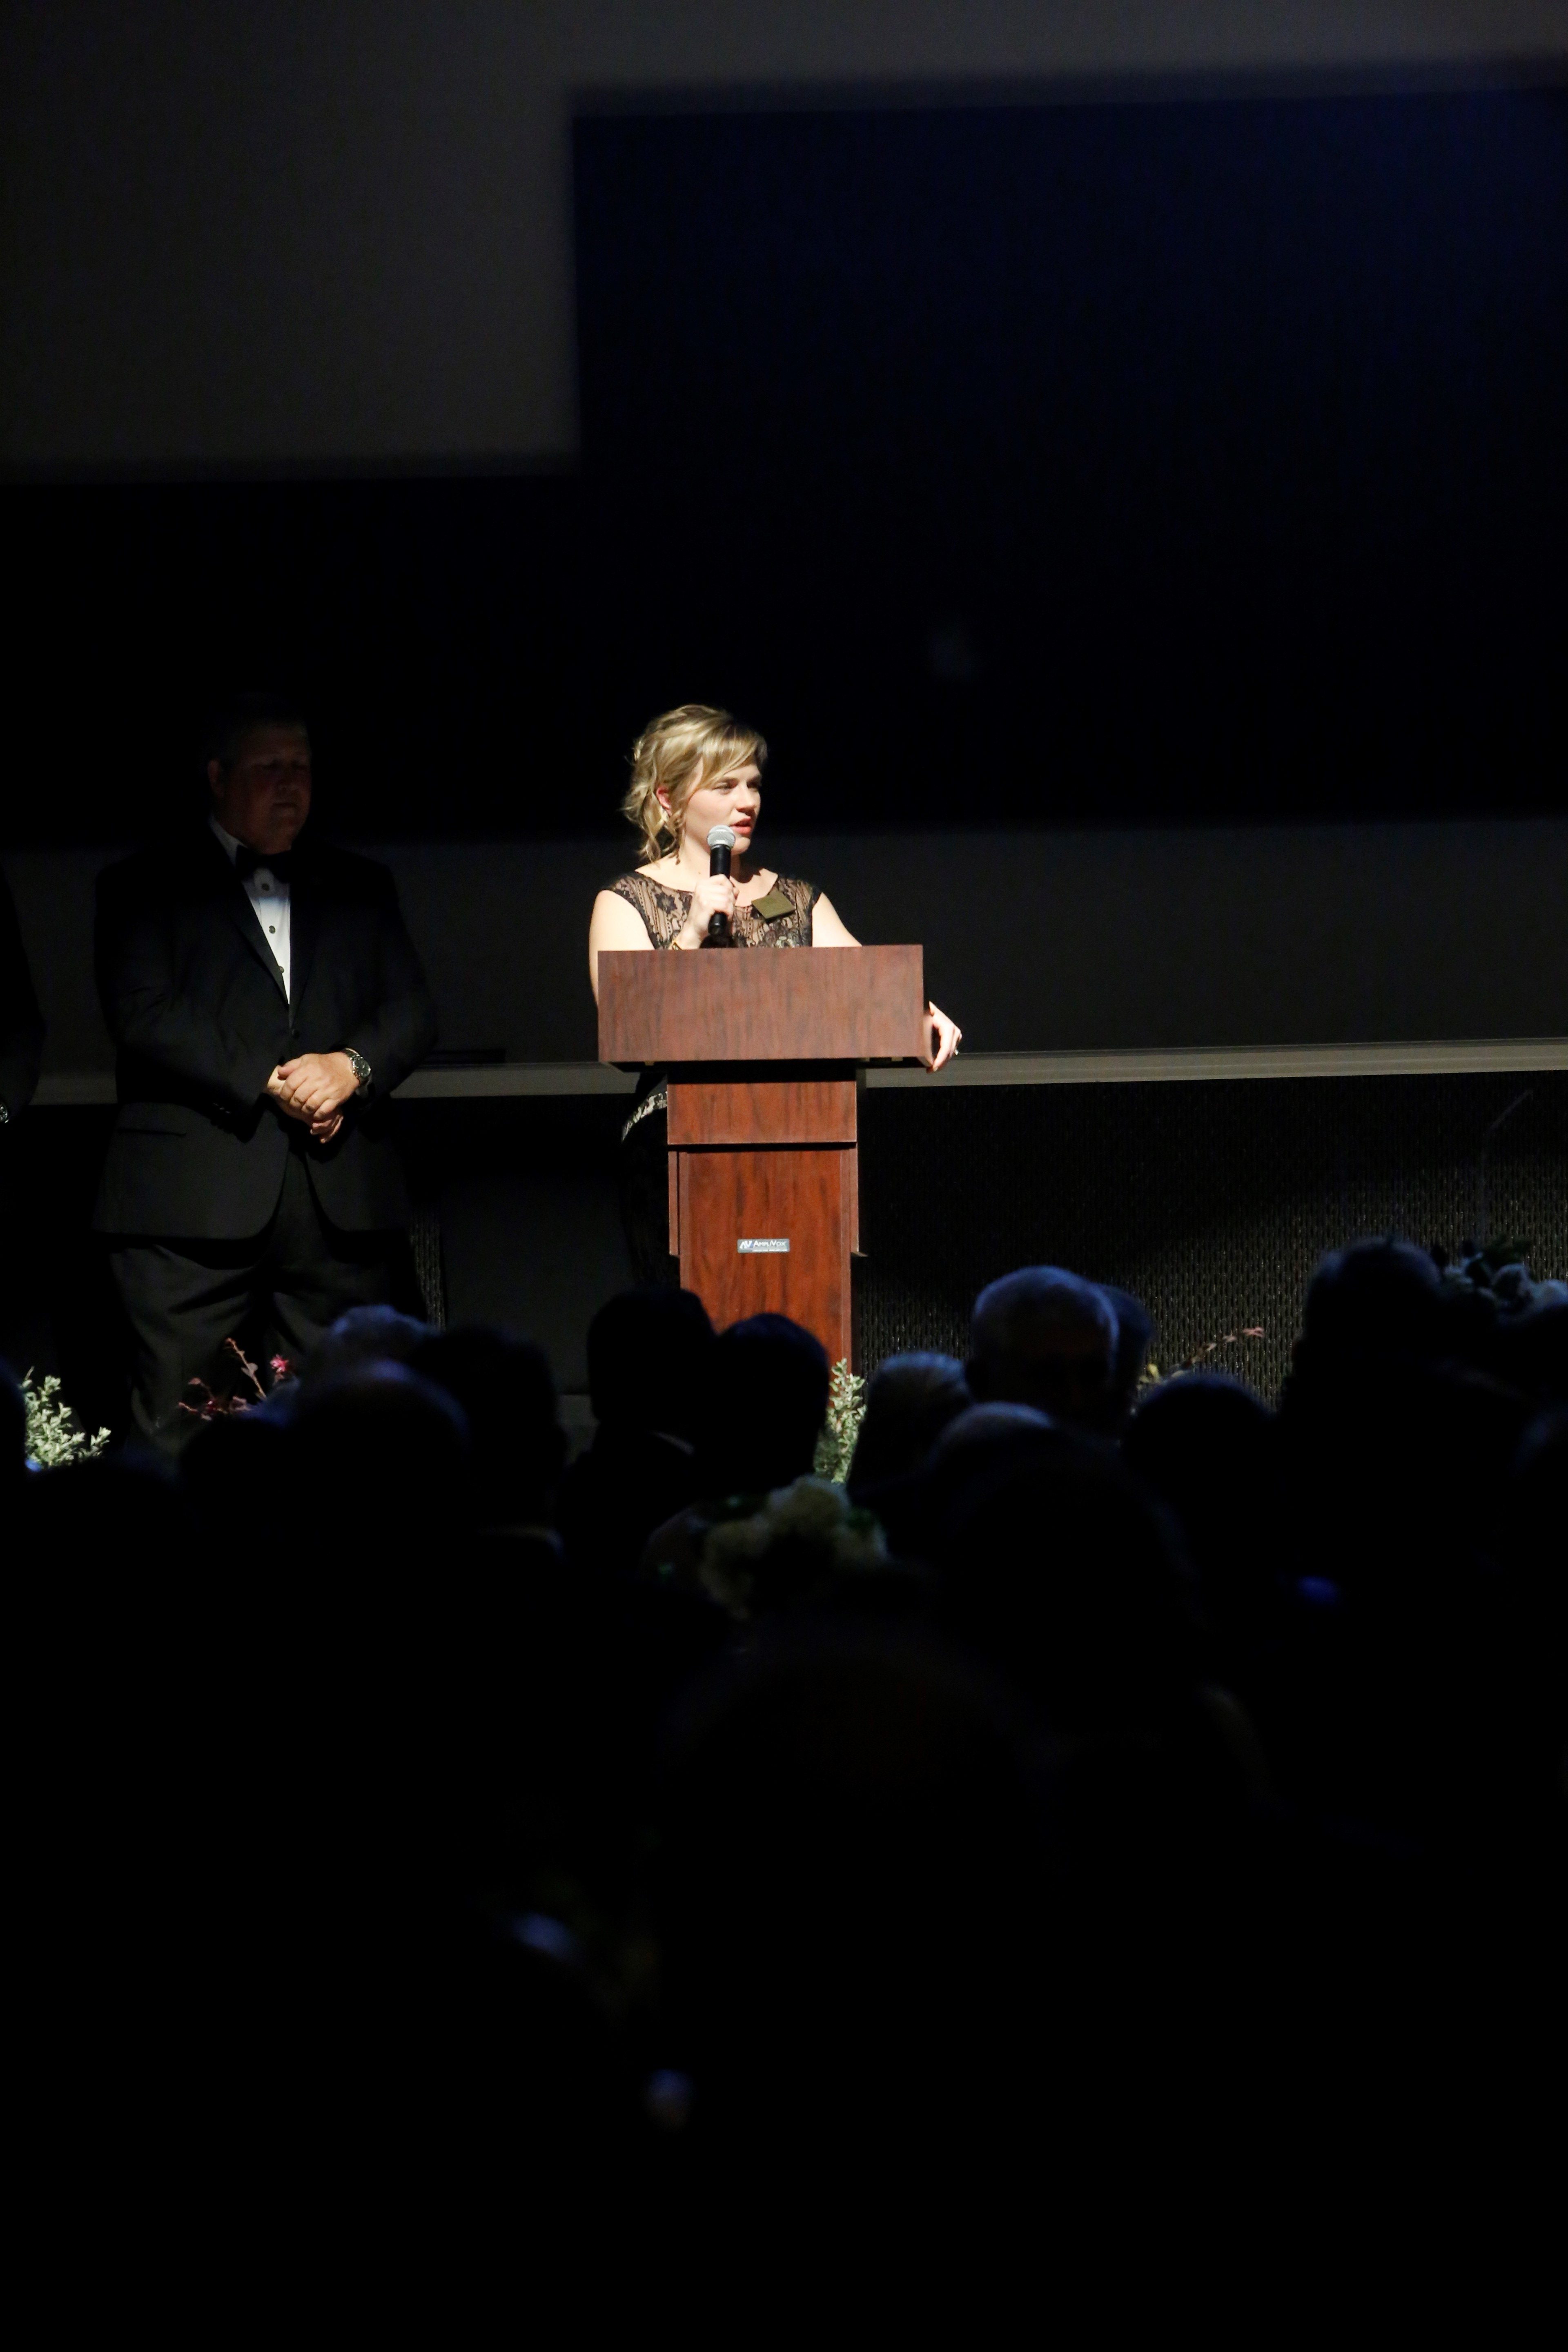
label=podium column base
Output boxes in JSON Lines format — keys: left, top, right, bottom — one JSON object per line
{"left": 673, "top": 1144, "right": 855, "bottom": 1369}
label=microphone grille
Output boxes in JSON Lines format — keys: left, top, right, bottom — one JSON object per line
{"left": 706, "top": 825, "right": 738, "bottom": 849}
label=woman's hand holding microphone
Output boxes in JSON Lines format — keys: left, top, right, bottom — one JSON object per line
{"left": 674, "top": 870, "right": 738, "bottom": 949}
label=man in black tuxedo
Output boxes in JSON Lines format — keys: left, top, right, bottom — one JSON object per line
{"left": 94, "top": 696, "right": 437, "bottom": 1448}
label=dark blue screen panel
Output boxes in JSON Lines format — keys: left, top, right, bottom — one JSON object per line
{"left": 575, "top": 88, "right": 1568, "bottom": 826}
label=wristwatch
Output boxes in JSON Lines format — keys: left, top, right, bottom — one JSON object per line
{"left": 339, "top": 1045, "right": 372, "bottom": 1094}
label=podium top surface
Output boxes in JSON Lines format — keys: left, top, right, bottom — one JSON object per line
{"left": 598, "top": 942, "right": 927, "bottom": 1066}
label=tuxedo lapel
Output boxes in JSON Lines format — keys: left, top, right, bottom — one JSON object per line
{"left": 200, "top": 828, "right": 288, "bottom": 1000}
{"left": 287, "top": 853, "right": 321, "bottom": 1015}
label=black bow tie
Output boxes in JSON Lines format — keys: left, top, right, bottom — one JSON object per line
{"left": 234, "top": 845, "right": 294, "bottom": 884}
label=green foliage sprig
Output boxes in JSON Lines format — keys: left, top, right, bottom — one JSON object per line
{"left": 22, "top": 1371, "right": 110, "bottom": 1469}
{"left": 813, "top": 1357, "right": 867, "bottom": 1485}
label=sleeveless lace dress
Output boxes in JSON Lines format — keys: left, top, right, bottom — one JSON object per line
{"left": 609, "top": 870, "right": 819, "bottom": 1281}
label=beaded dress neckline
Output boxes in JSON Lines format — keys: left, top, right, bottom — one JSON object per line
{"left": 609, "top": 869, "right": 817, "bottom": 951}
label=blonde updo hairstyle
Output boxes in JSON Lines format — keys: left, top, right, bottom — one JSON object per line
{"left": 622, "top": 703, "right": 768, "bottom": 866}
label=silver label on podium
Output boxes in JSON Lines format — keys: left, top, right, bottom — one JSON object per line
{"left": 737, "top": 1238, "right": 790, "bottom": 1253}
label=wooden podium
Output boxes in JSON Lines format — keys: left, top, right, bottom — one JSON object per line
{"left": 598, "top": 946, "right": 928, "bottom": 1366}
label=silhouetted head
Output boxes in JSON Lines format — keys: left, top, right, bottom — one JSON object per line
{"left": 586, "top": 1287, "right": 715, "bottom": 1439}
{"left": 412, "top": 1325, "right": 565, "bottom": 1528}
{"left": 862, "top": 1401, "right": 1063, "bottom": 1569}
{"left": 969, "top": 1266, "right": 1118, "bottom": 1427}
{"left": 1125, "top": 1373, "right": 1279, "bottom": 1636}
{"left": 932, "top": 1400, "right": 1056, "bottom": 1468}
{"left": 1510, "top": 1404, "right": 1568, "bottom": 1514}
{"left": 698, "top": 1314, "right": 830, "bottom": 1497}
{"left": 1099, "top": 1284, "right": 1155, "bottom": 1430}
{"left": 1128, "top": 1363, "right": 1272, "bottom": 1453}
{"left": 287, "top": 1361, "right": 470, "bottom": 1536}
{"left": 1295, "top": 1239, "right": 1444, "bottom": 1377}
{"left": 935, "top": 1437, "right": 1198, "bottom": 1735}
{"left": 1497, "top": 1405, "right": 1567, "bottom": 1608}
{"left": 847, "top": 1352, "right": 971, "bottom": 1495}
{"left": 1493, "top": 1296, "right": 1568, "bottom": 1410}
{"left": 303, "top": 1304, "right": 429, "bottom": 1389}
{"left": 179, "top": 1407, "right": 290, "bottom": 1544}
{"left": 656, "top": 1630, "right": 1043, "bottom": 2155}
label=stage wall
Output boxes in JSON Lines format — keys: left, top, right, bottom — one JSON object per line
{"left": 7, "top": 819, "right": 1566, "bottom": 1083}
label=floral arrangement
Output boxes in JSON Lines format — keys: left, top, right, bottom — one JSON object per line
{"left": 1437, "top": 1236, "right": 1531, "bottom": 1277}
{"left": 1431, "top": 1238, "right": 1564, "bottom": 1307}
{"left": 698, "top": 1474, "right": 888, "bottom": 1618}
{"left": 1439, "top": 1242, "right": 1561, "bottom": 1317}
{"left": 1138, "top": 1325, "right": 1266, "bottom": 1391}
{"left": 21, "top": 1371, "right": 110, "bottom": 1469}
{"left": 813, "top": 1357, "right": 867, "bottom": 1484}
{"left": 179, "top": 1337, "right": 292, "bottom": 1420}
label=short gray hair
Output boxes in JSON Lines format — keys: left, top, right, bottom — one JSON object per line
{"left": 971, "top": 1266, "right": 1118, "bottom": 1369}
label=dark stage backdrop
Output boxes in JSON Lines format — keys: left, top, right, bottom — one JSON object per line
{"left": 572, "top": 86, "right": 1567, "bottom": 829}
{"left": 5, "top": 83, "right": 1564, "bottom": 848}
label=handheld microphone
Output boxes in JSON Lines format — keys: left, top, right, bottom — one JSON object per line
{"left": 703, "top": 824, "right": 738, "bottom": 946}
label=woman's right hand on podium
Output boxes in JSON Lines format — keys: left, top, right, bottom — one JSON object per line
{"left": 675, "top": 871, "right": 737, "bottom": 948}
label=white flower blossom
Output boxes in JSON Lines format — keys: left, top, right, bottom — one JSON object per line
{"left": 699, "top": 1473, "right": 887, "bottom": 1615}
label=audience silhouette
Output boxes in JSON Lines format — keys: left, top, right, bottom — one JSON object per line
{"left": 9, "top": 1235, "right": 1561, "bottom": 2259}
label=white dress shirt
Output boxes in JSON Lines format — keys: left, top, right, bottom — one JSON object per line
{"left": 211, "top": 815, "right": 291, "bottom": 1001}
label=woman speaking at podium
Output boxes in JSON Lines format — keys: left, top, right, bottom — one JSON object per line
{"left": 588, "top": 703, "right": 960, "bottom": 1283}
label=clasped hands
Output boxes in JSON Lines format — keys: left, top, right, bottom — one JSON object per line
{"left": 267, "top": 1051, "right": 359, "bottom": 1141}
